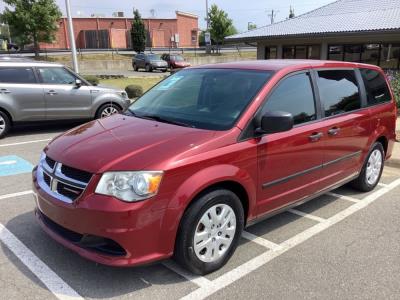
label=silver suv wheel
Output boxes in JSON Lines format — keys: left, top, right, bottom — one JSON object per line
{"left": 0, "top": 114, "right": 5, "bottom": 135}
{"left": 193, "top": 204, "right": 237, "bottom": 263}
{"left": 100, "top": 106, "right": 119, "bottom": 118}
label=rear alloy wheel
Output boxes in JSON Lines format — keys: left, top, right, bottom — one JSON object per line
{"left": 175, "top": 189, "right": 244, "bottom": 275}
{"left": 351, "top": 142, "right": 384, "bottom": 192}
{"left": 96, "top": 104, "right": 121, "bottom": 119}
{"left": 0, "top": 111, "right": 11, "bottom": 139}
{"left": 133, "top": 63, "right": 138, "bottom": 71}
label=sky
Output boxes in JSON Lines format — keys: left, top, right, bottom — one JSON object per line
{"left": 0, "top": 0, "right": 333, "bottom": 32}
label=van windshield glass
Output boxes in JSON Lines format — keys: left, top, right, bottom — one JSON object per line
{"left": 128, "top": 69, "right": 273, "bottom": 130}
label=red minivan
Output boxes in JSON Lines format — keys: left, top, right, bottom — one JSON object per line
{"left": 32, "top": 60, "right": 397, "bottom": 274}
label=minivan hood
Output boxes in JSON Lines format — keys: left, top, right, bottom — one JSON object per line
{"left": 45, "top": 114, "right": 221, "bottom": 174}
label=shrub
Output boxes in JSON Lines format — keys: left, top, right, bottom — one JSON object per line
{"left": 389, "top": 72, "right": 400, "bottom": 109}
{"left": 83, "top": 75, "right": 99, "bottom": 86}
{"left": 125, "top": 84, "right": 143, "bottom": 99}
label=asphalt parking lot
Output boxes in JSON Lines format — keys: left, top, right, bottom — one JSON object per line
{"left": 1, "top": 123, "right": 400, "bottom": 300}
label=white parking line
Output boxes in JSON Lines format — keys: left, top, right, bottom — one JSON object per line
{"left": 162, "top": 260, "right": 211, "bottom": 288}
{"left": 0, "top": 190, "right": 33, "bottom": 200}
{"left": 327, "top": 192, "right": 360, "bottom": 203}
{"left": 242, "top": 231, "right": 282, "bottom": 251}
{"left": 378, "top": 183, "right": 388, "bottom": 187}
{"left": 0, "top": 223, "right": 84, "bottom": 300}
{"left": 181, "top": 178, "right": 400, "bottom": 300}
{"left": 287, "top": 208, "right": 326, "bottom": 223}
{"left": 0, "top": 138, "right": 51, "bottom": 148}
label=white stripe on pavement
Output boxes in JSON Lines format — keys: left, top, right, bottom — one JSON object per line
{"left": 181, "top": 178, "right": 400, "bottom": 300}
{"left": 287, "top": 208, "right": 326, "bottom": 223}
{"left": 327, "top": 192, "right": 360, "bottom": 203}
{"left": 0, "top": 223, "right": 84, "bottom": 300}
{"left": 162, "top": 260, "right": 211, "bottom": 288}
{"left": 0, "top": 138, "right": 51, "bottom": 148}
{"left": 0, "top": 190, "right": 33, "bottom": 200}
{"left": 242, "top": 231, "right": 282, "bottom": 251}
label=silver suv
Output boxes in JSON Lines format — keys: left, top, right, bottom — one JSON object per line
{"left": 0, "top": 59, "right": 131, "bottom": 138}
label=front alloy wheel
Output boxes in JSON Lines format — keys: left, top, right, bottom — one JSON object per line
{"left": 96, "top": 104, "right": 121, "bottom": 119}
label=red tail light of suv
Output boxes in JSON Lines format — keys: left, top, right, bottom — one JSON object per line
{"left": 33, "top": 60, "right": 396, "bottom": 274}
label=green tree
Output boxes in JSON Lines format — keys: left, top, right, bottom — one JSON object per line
{"left": 248, "top": 23, "right": 257, "bottom": 30}
{"left": 208, "top": 4, "right": 236, "bottom": 53}
{"left": 131, "top": 9, "right": 146, "bottom": 53}
{"left": 1, "top": 0, "right": 61, "bottom": 57}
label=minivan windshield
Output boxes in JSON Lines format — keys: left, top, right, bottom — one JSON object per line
{"left": 128, "top": 68, "right": 273, "bottom": 130}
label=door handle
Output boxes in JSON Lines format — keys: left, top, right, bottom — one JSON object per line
{"left": 309, "top": 132, "right": 323, "bottom": 142}
{"left": 46, "top": 90, "right": 58, "bottom": 95}
{"left": 0, "top": 88, "right": 10, "bottom": 94}
{"left": 328, "top": 127, "right": 341, "bottom": 136}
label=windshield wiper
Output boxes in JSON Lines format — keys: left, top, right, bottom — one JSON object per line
{"left": 140, "top": 114, "right": 195, "bottom": 128}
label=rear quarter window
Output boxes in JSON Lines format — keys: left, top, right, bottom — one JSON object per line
{"left": 360, "top": 69, "right": 392, "bottom": 105}
{"left": 0, "top": 67, "right": 36, "bottom": 84}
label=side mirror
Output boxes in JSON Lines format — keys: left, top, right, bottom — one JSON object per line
{"left": 256, "top": 111, "right": 294, "bottom": 135}
{"left": 75, "top": 79, "right": 82, "bottom": 88}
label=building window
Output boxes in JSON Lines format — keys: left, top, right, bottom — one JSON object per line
{"left": 265, "top": 46, "right": 277, "bottom": 59}
{"left": 361, "top": 44, "right": 380, "bottom": 65}
{"left": 191, "top": 30, "right": 197, "bottom": 43}
{"left": 344, "top": 45, "right": 361, "bottom": 62}
{"left": 307, "top": 45, "right": 320, "bottom": 59}
{"left": 380, "top": 44, "right": 400, "bottom": 69}
{"left": 295, "top": 45, "right": 307, "bottom": 59}
{"left": 328, "top": 45, "right": 344, "bottom": 61}
{"left": 283, "top": 46, "right": 295, "bottom": 59}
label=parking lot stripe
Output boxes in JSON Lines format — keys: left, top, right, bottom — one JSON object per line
{"left": 0, "top": 190, "right": 33, "bottom": 200}
{"left": 327, "top": 192, "right": 360, "bottom": 203}
{"left": 0, "top": 223, "right": 84, "bottom": 300}
{"left": 0, "top": 138, "right": 51, "bottom": 148}
{"left": 378, "top": 183, "right": 388, "bottom": 187}
{"left": 182, "top": 178, "right": 400, "bottom": 300}
{"left": 162, "top": 260, "right": 211, "bottom": 287}
{"left": 287, "top": 208, "right": 326, "bottom": 223}
{"left": 242, "top": 231, "right": 282, "bottom": 251}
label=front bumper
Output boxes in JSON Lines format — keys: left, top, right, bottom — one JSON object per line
{"left": 32, "top": 167, "right": 172, "bottom": 267}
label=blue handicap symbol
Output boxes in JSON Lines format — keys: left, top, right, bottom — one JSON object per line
{"left": 0, "top": 155, "right": 34, "bottom": 177}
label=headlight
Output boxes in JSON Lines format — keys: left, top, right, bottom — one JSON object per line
{"left": 117, "top": 91, "right": 128, "bottom": 99}
{"left": 95, "top": 171, "right": 163, "bottom": 202}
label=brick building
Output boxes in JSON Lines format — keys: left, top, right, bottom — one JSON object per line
{"left": 41, "top": 11, "right": 199, "bottom": 50}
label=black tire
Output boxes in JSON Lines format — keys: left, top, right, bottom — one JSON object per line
{"left": 162, "top": 69, "right": 167, "bottom": 73}
{"left": 145, "top": 64, "right": 152, "bottom": 72}
{"left": 0, "top": 110, "right": 11, "bottom": 139}
{"left": 133, "top": 63, "right": 138, "bottom": 71}
{"left": 174, "top": 188, "right": 244, "bottom": 275}
{"left": 95, "top": 103, "right": 121, "bottom": 119}
{"left": 351, "top": 142, "right": 384, "bottom": 192}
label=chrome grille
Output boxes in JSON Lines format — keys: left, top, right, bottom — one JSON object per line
{"left": 37, "top": 154, "right": 92, "bottom": 203}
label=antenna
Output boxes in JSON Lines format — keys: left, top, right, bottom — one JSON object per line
{"left": 266, "top": 9, "right": 279, "bottom": 24}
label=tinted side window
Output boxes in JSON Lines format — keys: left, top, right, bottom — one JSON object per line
{"left": 38, "top": 67, "right": 76, "bottom": 84}
{"left": 262, "top": 73, "right": 316, "bottom": 125}
{"left": 0, "top": 67, "right": 36, "bottom": 84}
{"left": 318, "top": 70, "right": 361, "bottom": 117}
{"left": 360, "top": 69, "right": 391, "bottom": 105}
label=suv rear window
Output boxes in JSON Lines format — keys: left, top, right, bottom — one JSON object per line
{"left": 0, "top": 67, "right": 36, "bottom": 84}
{"left": 317, "top": 70, "right": 361, "bottom": 117}
{"left": 360, "top": 69, "right": 391, "bottom": 105}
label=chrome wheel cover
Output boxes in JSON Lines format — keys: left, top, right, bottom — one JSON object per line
{"left": 193, "top": 204, "right": 236, "bottom": 263}
{"left": 100, "top": 106, "right": 118, "bottom": 118}
{"left": 0, "top": 115, "right": 5, "bottom": 134}
{"left": 366, "top": 149, "right": 383, "bottom": 185}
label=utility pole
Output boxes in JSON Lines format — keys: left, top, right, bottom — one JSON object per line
{"left": 267, "top": 9, "right": 279, "bottom": 24}
{"left": 65, "top": 0, "right": 79, "bottom": 73}
{"left": 205, "top": 0, "right": 211, "bottom": 54}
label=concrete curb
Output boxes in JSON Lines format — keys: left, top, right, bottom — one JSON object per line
{"left": 386, "top": 159, "right": 400, "bottom": 169}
